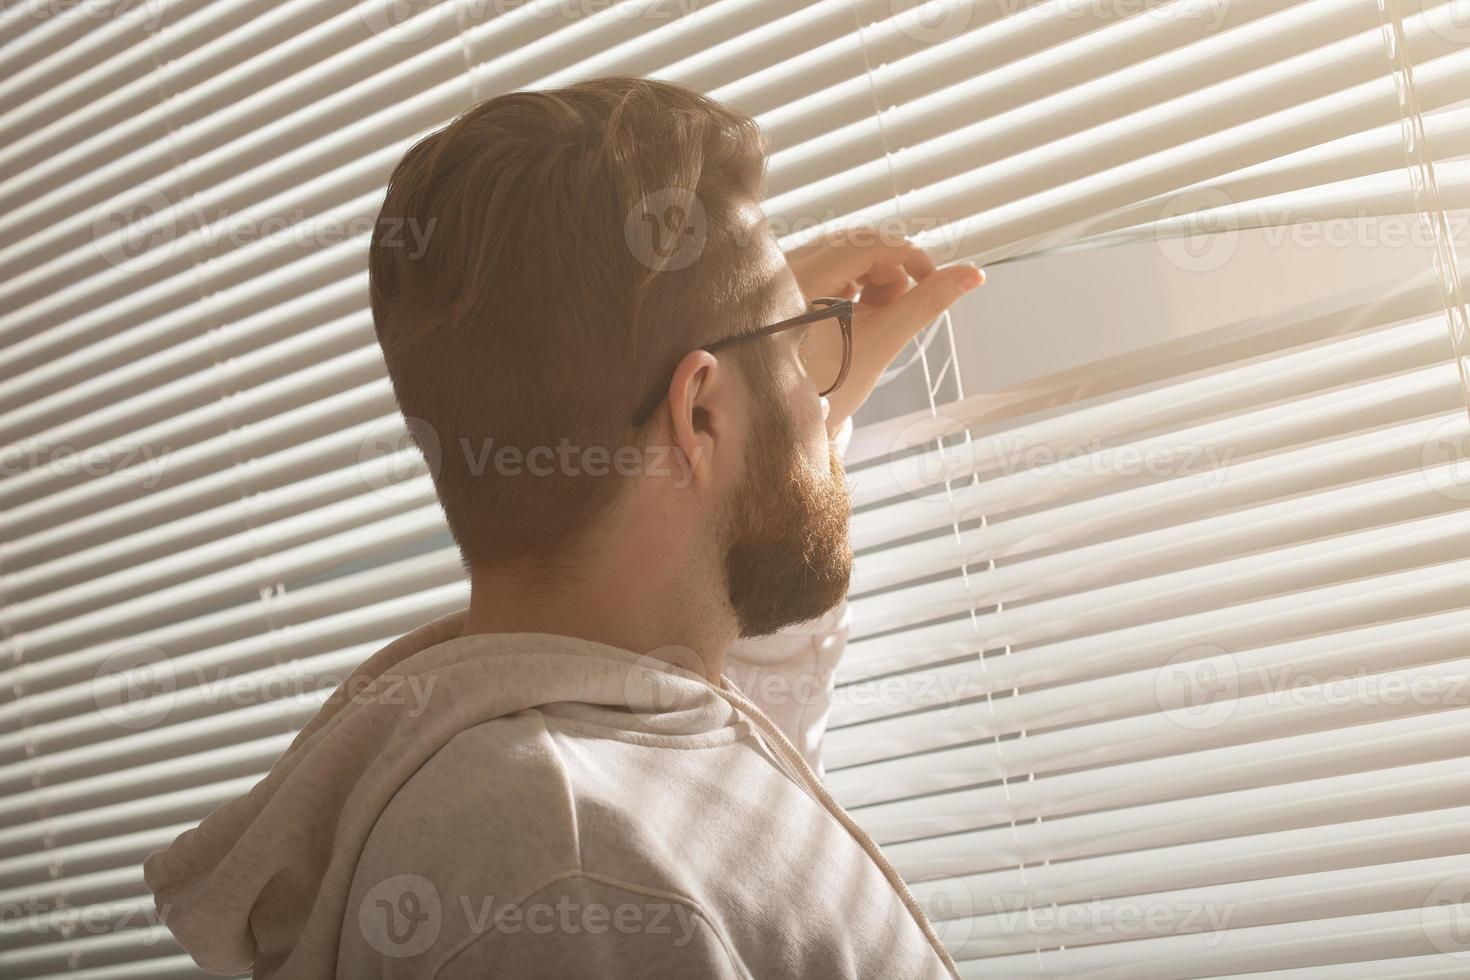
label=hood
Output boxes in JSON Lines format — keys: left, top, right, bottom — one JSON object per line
{"left": 143, "top": 610, "right": 739, "bottom": 977}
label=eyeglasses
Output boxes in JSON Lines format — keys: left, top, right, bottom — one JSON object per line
{"left": 630, "top": 296, "right": 854, "bottom": 427}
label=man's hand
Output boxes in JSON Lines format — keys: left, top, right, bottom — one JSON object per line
{"left": 785, "top": 233, "right": 984, "bottom": 436}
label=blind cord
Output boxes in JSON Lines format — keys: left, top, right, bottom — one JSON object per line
{"left": 846, "top": 0, "right": 1044, "bottom": 970}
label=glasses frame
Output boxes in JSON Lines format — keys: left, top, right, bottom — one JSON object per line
{"left": 629, "top": 296, "right": 853, "bottom": 427}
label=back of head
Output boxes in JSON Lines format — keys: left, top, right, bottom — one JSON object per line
{"left": 368, "top": 75, "right": 772, "bottom": 572}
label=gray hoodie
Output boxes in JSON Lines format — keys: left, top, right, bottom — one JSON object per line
{"left": 144, "top": 610, "right": 959, "bottom": 978}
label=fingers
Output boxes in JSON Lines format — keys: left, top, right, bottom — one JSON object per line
{"left": 787, "top": 233, "right": 938, "bottom": 298}
{"left": 865, "top": 263, "right": 984, "bottom": 356}
{"left": 857, "top": 263, "right": 911, "bottom": 308}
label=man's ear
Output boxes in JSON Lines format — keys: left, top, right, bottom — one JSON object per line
{"left": 666, "top": 348, "right": 734, "bottom": 491}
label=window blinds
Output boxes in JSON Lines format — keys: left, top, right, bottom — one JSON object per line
{"left": 1, "top": 0, "right": 1467, "bottom": 977}
{"left": 828, "top": 269, "right": 1470, "bottom": 975}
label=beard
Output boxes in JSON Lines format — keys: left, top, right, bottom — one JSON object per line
{"left": 721, "top": 395, "right": 855, "bottom": 639}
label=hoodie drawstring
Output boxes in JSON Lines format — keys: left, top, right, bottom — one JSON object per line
{"left": 713, "top": 682, "right": 961, "bottom": 980}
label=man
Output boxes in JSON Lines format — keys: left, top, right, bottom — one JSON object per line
{"left": 146, "top": 75, "right": 982, "bottom": 978}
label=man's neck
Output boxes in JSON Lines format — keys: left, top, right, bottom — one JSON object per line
{"left": 461, "top": 552, "right": 735, "bottom": 684}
